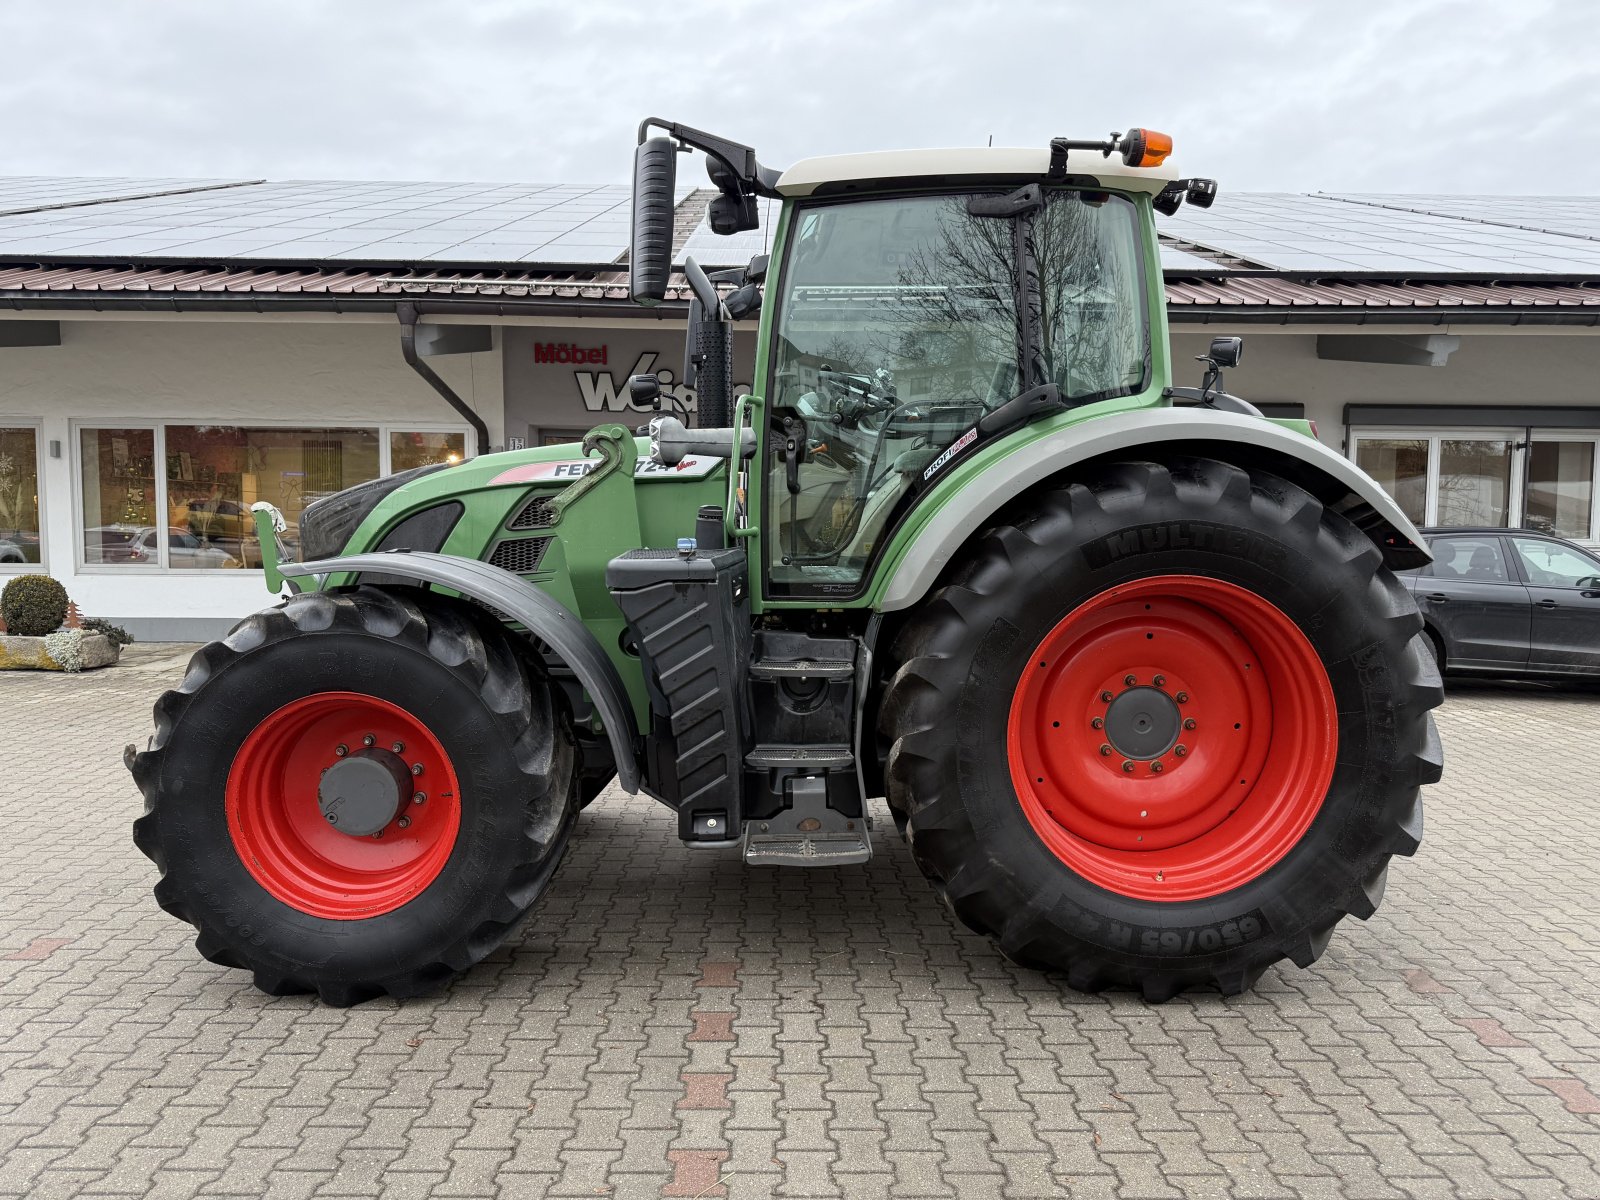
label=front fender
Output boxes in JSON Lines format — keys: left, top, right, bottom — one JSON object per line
{"left": 279, "top": 551, "right": 642, "bottom": 793}
{"left": 875, "top": 407, "right": 1429, "bottom": 613}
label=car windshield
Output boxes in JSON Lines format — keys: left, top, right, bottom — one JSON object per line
{"left": 767, "top": 188, "right": 1147, "bottom": 595}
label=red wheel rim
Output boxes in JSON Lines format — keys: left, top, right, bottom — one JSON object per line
{"left": 225, "top": 692, "right": 461, "bottom": 919}
{"left": 1007, "top": 575, "right": 1336, "bottom": 902}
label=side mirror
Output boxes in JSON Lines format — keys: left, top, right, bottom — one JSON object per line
{"left": 1208, "top": 336, "right": 1243, "bottom": 368}
{"left": 630, "top": 137, "right": 678, "bottom": 306}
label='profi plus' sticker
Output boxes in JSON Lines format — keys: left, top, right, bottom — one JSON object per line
{"left": 922, "top": 428, "right": 979, "bottom": 481}
{"left": 489, "top": 455, "right": 722, "bottom": 486}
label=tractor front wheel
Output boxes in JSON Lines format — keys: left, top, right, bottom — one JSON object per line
{"left": 880, "top": 457, "right": 1442, "bottom": 1000}
{"left": 130, "top": 587, "right": 575, "bottom": 1006}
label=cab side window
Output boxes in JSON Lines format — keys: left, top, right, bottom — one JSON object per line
{"left": 1428, "top": 536, "right": 1508, "bottom": 583}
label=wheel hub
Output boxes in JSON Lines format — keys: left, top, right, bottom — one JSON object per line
{"left": 318, "top": 749, "right": 414, "bottom": 837}
{"left": 1103, "top": 686, "right": 1180, "bottom": 760}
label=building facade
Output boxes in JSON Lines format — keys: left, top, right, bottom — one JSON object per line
{"left": 2, "top": 181, "right": 1598, "bottom": 638}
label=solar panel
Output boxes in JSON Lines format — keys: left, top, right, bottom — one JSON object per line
{"left": 0, "top": 178, "right": 694, "bottom": 264}
{"left": 1336, "top": 194, "right": 1600, "bottom": 244}
{"left": 676, "top": 198, "right": 780, "bottom": 267}
{"left": 1159, "top": 193, "right": 1600, "bottom": 274}
{"left": 1159, "top": 244, "right": 1225, "bottom": 272}
{"left": 0, "top": 177, "right": 254, "bottom": 216}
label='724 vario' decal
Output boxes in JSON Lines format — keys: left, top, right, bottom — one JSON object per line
{"left": 489, "top": 454, "right": 723, "bottom": 486}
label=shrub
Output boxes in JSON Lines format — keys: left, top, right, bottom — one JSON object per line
{"left": 81, "top": 616, "right": 135, "bottom": 647}
{"left": 1, "top": 574, "right": 68, "bottom": 637}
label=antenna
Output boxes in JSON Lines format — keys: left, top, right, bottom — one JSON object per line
{"left": 988, "top": 134, "right": 994, "bottom": 147}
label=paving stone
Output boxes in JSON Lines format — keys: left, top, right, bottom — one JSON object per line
{"left": 2, "top": 659, "right": 1598, "bottom": 1199}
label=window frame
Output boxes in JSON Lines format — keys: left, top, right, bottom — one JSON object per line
{"left": 0, "top": 417, "right": 46, "bottom": 575}
{"left": 71, "top": 417, "right": 474, "bottom": 575}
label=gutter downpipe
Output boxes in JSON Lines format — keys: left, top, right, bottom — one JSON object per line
{"left": 396, "top": 300, "right": 491, "bottom": 457}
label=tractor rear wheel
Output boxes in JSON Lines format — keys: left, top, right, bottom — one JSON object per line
{"left": 130, "top": 587, "right": 575, "bottom": 1006}
{"left": 879, "top": 457, "right": 1442, "bottom": 1000}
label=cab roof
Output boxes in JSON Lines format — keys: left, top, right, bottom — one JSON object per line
{"left": 774, "top": 146, "right": 1181, "bottom": 198}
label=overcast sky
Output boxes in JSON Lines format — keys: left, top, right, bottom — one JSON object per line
{"left": 5, "top": 0, "right": 1598, "bottom": 196}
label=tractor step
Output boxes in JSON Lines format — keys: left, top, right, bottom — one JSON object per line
{"left": 748, "top": 657, "right": 854, "bottom": 680}
{"left": 744, "top": 743, "right": 854, "bottom": 769}
{"left": 741, "top": 777, "right": 872, "bottom": 867}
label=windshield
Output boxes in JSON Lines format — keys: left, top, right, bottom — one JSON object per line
{"left": 767, "top": 188, "right": 1148, "bottom": 595}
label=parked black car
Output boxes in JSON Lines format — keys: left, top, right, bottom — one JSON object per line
{"left": 1401, "top": 527, "right": 1600, "bottom": 679}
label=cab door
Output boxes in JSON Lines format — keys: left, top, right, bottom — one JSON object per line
{"left": 1415, "top": 535, "right": 1530, "bottom": 671}
{"left": 1506, "top": 535, "right": 1600, "bottom": 673}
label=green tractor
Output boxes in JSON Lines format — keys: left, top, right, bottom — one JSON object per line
{"left": 129, "top": 120, "right": 1442, "bottom": 1005}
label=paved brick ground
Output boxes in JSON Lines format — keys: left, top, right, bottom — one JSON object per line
{"left": 2, "top": 644, "right": 1599, "bottom": 1198}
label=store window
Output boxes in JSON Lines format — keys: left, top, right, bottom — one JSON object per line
{"left": 0, "top": 426, "right": 43, "bottom": 566}
{"left": 77, "top": 423, "right": 466, "bottom": 571}
{"left": 390, "top": 430, "right": 465, "bottom": 473}
{"left": 165, "top": 426, "right": 381, "bottom": 568}
{"left": 80, "top": 428, "right": 158, "bottom": 566}
{"left": 1354, "top": 438, "right": 1428, "bottom": 525}
{"left": 1351, "top": 429, "right": 1522, "bottom": 530}
{"left": 1526, "top": 439, "right": 1595, "bottom": 540}
{"left": 1435, "top": 438, "right": 1514, "bottom": 527}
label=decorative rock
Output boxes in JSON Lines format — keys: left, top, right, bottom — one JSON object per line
{"left": 0, "top": 631, "right": 120, "bottom": 672}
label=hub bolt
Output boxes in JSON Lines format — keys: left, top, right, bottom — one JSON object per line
{"left": 1123, "top": 674, "right": 1136, "bottom": 687}
{"left": 363, "top": 734, "right": 376, "bottom": 747}
{"left": 1175, "top": 692, "right": 1189, "bottom": 704}
{"left": 413, "top": 793, "right": 427, "bottom": 806}
{"left": 1174, "top": 744, "right": 1188, "bottom": 758}
{"left": 1183, "top": 718, "right": 1197, "bottom": 731}
{"left": 1121, "top": 760, "right": 1135, "bottom": 773}
{"left": 1100, "top": 744, "right": 1113, "bottom": 757}
{"left": 334, "top": 744, "right": 348, "bottom": 758}
{"left": 397, "top": 816, "right": 411, "bottom": 829}
{"left": 1151, "top": 762, "right": 1164, "bottom": 773}
{"left": 1091, "top": 717, "right": 1104, "bottom": 730}
{"left": 411, "top": 763, "right": 424, "bottom": 777}
{"left": 391, "top": 741, "right": 406, "bottom": 755}
{"left": 1153, "top": 675, "right": 1166, "bottom": 687}
{"left": 1100, "top": 690, "right": 1113, "bottom": 703}
{"left": 372, "top": 830, "right": 383, "bottom": 840}
{"left": 326, "top": 812, "right": 337, "bottom": 824}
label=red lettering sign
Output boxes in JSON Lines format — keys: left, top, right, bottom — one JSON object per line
{"left": 534, "top": 342, "right": 608, "bottom": 366}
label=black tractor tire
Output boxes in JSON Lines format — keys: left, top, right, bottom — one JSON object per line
{"left": 130, "top": 587, "right": 575, "bottom": 1006}
{"left": 879, "top": 456, "right": 1443, "bottom": 1000}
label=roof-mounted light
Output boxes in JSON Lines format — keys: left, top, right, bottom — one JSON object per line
{"left": 1119, "top": 128, "right": 1173, "bottom": 168}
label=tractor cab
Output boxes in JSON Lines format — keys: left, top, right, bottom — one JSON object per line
{"left": 625, "top": 119, "right": 1219, "bottom": 604}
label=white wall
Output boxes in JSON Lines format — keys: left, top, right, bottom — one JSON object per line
{"left": 0, "top": 315, "right": 501, "bottom": 634}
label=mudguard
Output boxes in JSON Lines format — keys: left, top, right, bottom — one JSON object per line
{"left": 278, "top": 550, "right": 642, "bottom": 793}
{"left": 876, "top": 406, "right": 1430, "bottom": 612}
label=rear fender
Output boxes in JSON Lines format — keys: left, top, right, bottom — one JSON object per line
{"left": 875, "top": 407, "right": 1430, "bottom": 612}
{"left": 279, "top": 551, "right": 641, "bottom": 793}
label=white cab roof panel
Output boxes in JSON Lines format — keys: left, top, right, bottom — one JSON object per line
{"left": 776, "top": 147, "right": 1181, "bottom": 197}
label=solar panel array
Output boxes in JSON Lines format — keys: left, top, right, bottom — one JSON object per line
{"left": 1157, "top": 192, "right": 1600, "bottom": 274}
{"left": 0, "top": 179, "right": 693, "bottom": 264}
{"left": 2, "top": 173, "right": 1600, "bottom": 276}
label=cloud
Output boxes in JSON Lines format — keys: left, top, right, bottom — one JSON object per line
{"left": 2, "top": 0, "right": 1596, "bottom": 194}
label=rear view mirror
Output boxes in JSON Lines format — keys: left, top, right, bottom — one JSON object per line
{"left": 630, "top": 137, "right": 677, "bottom": 306}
